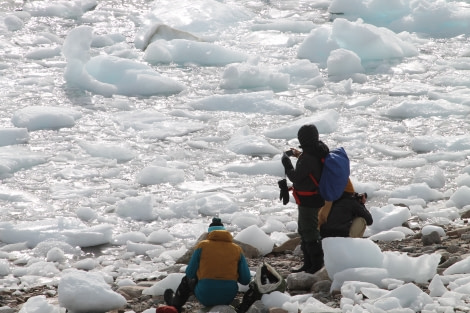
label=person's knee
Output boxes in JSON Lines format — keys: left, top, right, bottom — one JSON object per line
{"left": 349, "top": 217, "right": 367, "bottom": 238}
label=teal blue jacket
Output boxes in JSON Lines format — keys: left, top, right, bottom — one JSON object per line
{"left": 186, "top": 230, "right": 251, "bottom": 306}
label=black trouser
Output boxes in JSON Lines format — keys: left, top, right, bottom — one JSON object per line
{"left": 167, "top": 276, "right": 197, "bottom": 312}
{"left": 294, "top": 206, "right": 324, "bottom": 274}
{"left": 297, "top": 205, "right": 321, "bottom": 242}
{"left": 293, "top": 239, "right": 324, "bottom": 274}
{"left": 304, "top": 240, "right": 324, "bottom": 274}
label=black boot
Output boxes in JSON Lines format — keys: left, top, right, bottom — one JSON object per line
{"left": 292, "top": 241, "right": 312, "bottom": 273}
{"left": 236, "top": 285, "right": 261, "bottom": 313}
{"left": 305, "top": 240, "right": 324, "bottom": 274}
{"left": 164, "top": 289, "right": 176, "bottom": 305}
{"left": 164, "top": 276, "right": 194, "bottom": 312}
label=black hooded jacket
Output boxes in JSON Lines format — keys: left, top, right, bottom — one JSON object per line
{"left": 284, "top": 152, "right": 325, "bottom": 208}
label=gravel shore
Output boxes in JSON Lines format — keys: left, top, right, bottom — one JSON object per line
{"left": 4, "top": 222, "right": 470, "bottom": 312}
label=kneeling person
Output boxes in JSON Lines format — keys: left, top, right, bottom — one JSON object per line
{"left": 164, "top": 218, "right": 251, "bottom": 312}
{"left": 319, "top": 192, "right": 373, "bottom": 238}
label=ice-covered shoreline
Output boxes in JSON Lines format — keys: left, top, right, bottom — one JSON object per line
{"left": 1, "top": 0, "right": 470, "bottom": 312}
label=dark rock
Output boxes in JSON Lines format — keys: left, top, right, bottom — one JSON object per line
{"left": 272, "top": 236, "right": 301, "bottom": 253}
{"left": 400, "top": 246, "right": 417, "bottom": 253}
{"left": 447, "top": 226, "right": 470, "bottom": 237}
{"left": 286, "top": 272, "right": 317, "bottom": 291}
{"left": 311, "top": 280, "right": 331, "bottom": 293}
{"left": 247, "top": 300, "right": 269, "bottom": 313}
{"left": 235, "top": 240, "right": 261, "bottom": 259}
{"left": 422, "top": 246, "right": 437, "bottom": 253}
{"left": 446, "top": 245, "right": 460, "bottom": 253}
{"left": 422, "top": 231, "right": 441, "bottom": 246}
{"left": 116, "top": 285, "right": 146, "bottom": 299}
{"left": 438, "top": 256, "right": 462, "bottom": 269}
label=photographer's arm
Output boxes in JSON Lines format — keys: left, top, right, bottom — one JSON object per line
{"left": 318, "top": 201, "right": 332, "bottom": 228}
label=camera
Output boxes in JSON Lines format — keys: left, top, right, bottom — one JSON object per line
{"left": 284, "top": 150, "right": 294, "bottom": 157}
{"left": 355, "top": 192, "right": 367, "bottom": 204}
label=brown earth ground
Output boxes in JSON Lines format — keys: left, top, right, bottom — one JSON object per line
{"left": 3, "top": 221, "right": 470, "bottom": 312}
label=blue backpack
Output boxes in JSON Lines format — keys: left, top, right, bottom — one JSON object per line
{"left": 318, "top": 147, "right": 350, "bottom": 201}
{"left": 290, "top": 147, "right": 350, "bottom": 204}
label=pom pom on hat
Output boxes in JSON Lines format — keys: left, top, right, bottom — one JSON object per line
{"left": 208, "top": 217, "right": 225, "bottom": 232}
{"left": 209, "top": 217, "right": 223, "bottom": 227}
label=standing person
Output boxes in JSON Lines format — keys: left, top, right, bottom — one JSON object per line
{"left": 164, "top": 217, "right": 251, "bottom": 313}
{"left": 319, "top": 192, "right": 373, "bottom": 238}
{"left": 281, "top": 124, "right": 328, "bottom": 274}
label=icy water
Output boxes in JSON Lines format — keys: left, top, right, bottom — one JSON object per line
{"left": 0, "top": 0, "right": 470, "bottom": 265}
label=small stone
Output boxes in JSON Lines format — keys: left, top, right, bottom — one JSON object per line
{"left": 422, "top": 246, "right": 436, "bottom": 253}
{"left": 446, "top": 226, "right": 470, "bottom": 237}
{"left": 311, "top": 280, "right": 331, "bottom": 293}
{"left": 438, "top": 256, "right": 462, "bottom": 269}
{"left": 272, "top": 237, "right": 301, "bottom": 253}
{"left": 198, "top": 305, "right": 236, "bottom": 313}
{"left": 314, "top": 267, "right": 331, "bottom": 281}
{"left": 460, "top": 210, "right": 470, "bottom": 219}
{"left": 286, "top": 272, "right": 317, "bottom": 291}
{"left": 400, "top": 246, "right": 417, "bottom": 253}
{"left": 422, "top": 231, "right": 441, "bottom": 246}
{"left": 117, "top": 285, "right": 147, "bottom": 299}
{"left": 446, "top": 245, "right": 460, "bottom": 253}
{"left": 247, "top": 300, "right": 268, "bottom": 313}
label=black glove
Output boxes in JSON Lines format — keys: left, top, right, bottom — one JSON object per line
{"left": 278, "top": 179, "right": 290, "bottom": 205}
{"left": 281, "top": 153, "right": 293, "bottom": 170}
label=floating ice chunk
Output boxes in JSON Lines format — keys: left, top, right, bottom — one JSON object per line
{"left": 136, "top": 166, "right": 185, "bottom": 185}
{"left": 327, "top": 48, "right": 366, "bottom": 83}
{"left": 389, "top": 183, "right": 444, "bottom": 202}
{"left": 79, "top": 141, "right": 136, "bottom": 163}
{"left": 147, "top": 229, "right": 175, "bottom": 244}
{"left": 447, "top": 186, "right": 470, "bottom": 209}
{"left": 190, "top": 91, "right": 303, "bottom": 116}
{"left": 63, "top": 26, "right": 185, "bottom": 97}
{"left": 145, "top": 39, "right": 248, "bottom": 66}
{"left": 220, "top": 62, "right": 289, "bottom": 91}
{"left": 12, "top": 106, "right": 82, "bottom": 131}
{"left": 227, "top": 126, "right": 281, "bottom": 157}
{"left": 0, "top": 128, "right": 28, "bottom": 147}
{"left": 116, "top": 195, "right": 156, "bottom": 221}
{"left": 264, "top": 109, "right": 340, "bottom": 140}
